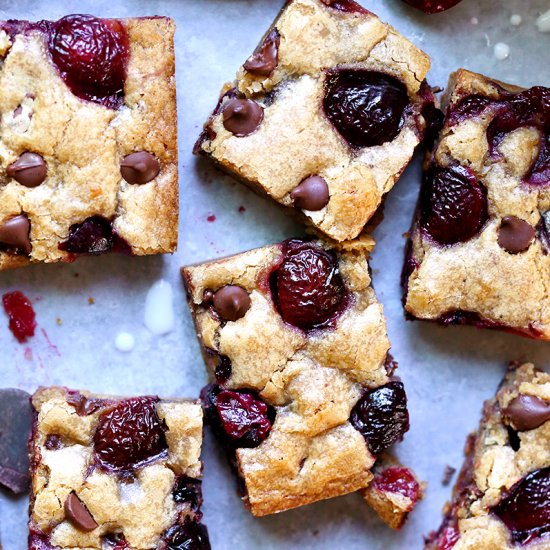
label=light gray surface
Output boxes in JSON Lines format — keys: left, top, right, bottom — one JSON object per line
{"left": 0, "top": 0, "right": 549, "bottom": 548}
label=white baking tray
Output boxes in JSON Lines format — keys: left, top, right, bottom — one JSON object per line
{"left": 1, "top": 0, "right": 549, "bottom": 548}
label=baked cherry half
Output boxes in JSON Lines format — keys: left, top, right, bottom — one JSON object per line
{"left": 419, "top": 164, "right": 488, "bottom": 246}
{"left": 491, "top": 467, "right": 550, "bottom": 544}
{"left": 270, "top": 239, "right": 349, "bottom": 331}
{"left": 374, "top": 466, "right": 420, "bottom": 503}
{"left": 201, "top": 384, "right": 274, "bottom": 449}
{"left": 323, "top": 69, "right": 410, "bottom": 148}
{"left": 49, "top": 15, "right": 129, "bottom": 108}
{"left": 93, "top": 397, "right": 168, "bottom": 472}
{"left": 350, "top": 381, "right": 410, "bottom": 455}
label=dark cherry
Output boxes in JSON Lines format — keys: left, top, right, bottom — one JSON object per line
{"left": 323, "top": 69, "right": 409, "bottom": 148}
{"left": 93, "top": 397, "right": 168, "bottom": 472}
{"left": 59, "top": 216, "right": 114, "bottom": 255}
{"left": 320, "top": 0, "right": 370, "bottom": 14}
{"left": 374, "top": 466, "right": 420, "bottom": 501}
{"left": 420, "top": 164, "right": 488, "bottom": 246}
{"left": 164, "top": 523, "right": 211, "bottom": 550}
{"left": 173, "top": 476, "right": 203, "bottom": 512}
{"left": 270, "top": 239, "right": 349, "bottom": 331}
{"left": 447, "top": 95, "right": 493, "bottom": 127}
{"left": 2, "top": 291, "right": 36, "bottom": 344}
{"left": 215, "top": 390, "right": 273, "bottom": 448}
{"left": 350, "top": 381, "right": 410, "bottom": 455}
{"left": 491, "top": 467, "right": 550, "bottom": 544}
{"left": 402, "top": 0, "right": 463, "bottom": 14}
{"left": 49, "top": 15, "right": 129, "bottom": 108}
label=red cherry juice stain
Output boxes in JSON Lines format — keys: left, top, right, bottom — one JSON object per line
{"left": 207, "top": 214, "right": 216, "bottom": 222}
{"left": 41, "top": 328, "right": 61, "bottom": 357}
{"left": 2, "top": 291, "right": 37, "bottom": 343}
{"left": 238, "top": 206, "right": 246, "bottom": 213}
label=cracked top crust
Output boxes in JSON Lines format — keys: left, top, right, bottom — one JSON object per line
{"left": 0, "top": 17, "right": 178, "bottom": 271}
{"left": 405, "top": 69, "right": 550, "bottom": 340}
{"left": 29, "top": 387, "right": 203, "bottom": 549}
{"left": 426, "top": 362, "right": 550, "bottom": 550}
{"left": 182, "top": 236, "right": 395, "bottom": 516}
{"left": 195, "top": 0, "right": 431, "bottom": 242}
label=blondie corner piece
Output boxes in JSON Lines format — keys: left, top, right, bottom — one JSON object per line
{"left": 29, "top": 387, "right": 210, "bottom": 550}
{"left": 0, "top": 15, "right": 178, "bottom": 271}
{"left": 361, "top": 455, "right": 424, "bottom": 530}
{"left": 403, "top": 69, "right": 550, "bottom": 340}
{"left": 182, "top": 236, "right": 411, "bottom": 516}
{"left": 426, "top": 362, "right": 550, "bottom": 550}
{"left": 194, "top": 0, "right": 434, "bottom": 242}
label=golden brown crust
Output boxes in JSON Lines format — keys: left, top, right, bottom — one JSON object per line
{"left": 0, "top": 17, "right": 178, "bottom": 270}
{"left": 195, "top": 0, "right": 431, "bottom": 242}
{"left": 426, "top": 362, "right": 550, "bottom": 549}
{"left": 182, "top": 236, "right": 397, "bottom": 516}
{"left": 29, "top": 386, "right": 203, "bottom": 549}
{"left": 405, "top": 69, "right": 550, "bottom": 340}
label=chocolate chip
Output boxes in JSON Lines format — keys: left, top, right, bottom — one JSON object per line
{"left": 120, "top": 152, "right": 160, "bottom": 185}
{"left": 0, "top": 214, "right": 31, "bottom": 255}
{"left": 222, "top": 98, "right": 264, "bottom": 137}
{"left": 503, "top": 394, "right": 550, "bottom": 432}
{"left": 65, "top": 492, "right": 98, "bottom": 532}
{"left": 291, "top": 176, "right": 330, "bottom": 211}
{"left": 497, "top": 216, "right": 535, "bottom": 253}
{"left": 213, "top": 285, "right": 251, "bottom": 321}
{"left": 243, "top": 28, "right": 280, "bottom": 77}
{"left": 0, "top": 389, "right": 32, "bottom": 494}
{"left": 6, "top": 153, "right": 47, "bottom": 188}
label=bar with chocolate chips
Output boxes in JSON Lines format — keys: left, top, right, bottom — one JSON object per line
{"left": 182, "top": 236, "right": 420, "bottom": 522}
{"left": 194, "top": 0, "right": 435, "bottom": 242}
{"left": 28, "top": 387, "right": 210, "bottom": 549}
{"left": 403, "top": 69, "right": 550, "bottom": 340}
{"left": 0, "top": 14, "right": 178, "bottom": 271}
{"left": 426, "top": 362, "right": 550, "bottom": 549}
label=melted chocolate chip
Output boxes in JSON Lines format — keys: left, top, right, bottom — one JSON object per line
{"left": 243, "top": 28, "right": 280, "bottom": 76}
{"left": 503, "top": 394, "right": 550, "bottom": 432}
{"left": 222, "top": 98, "right": 264, "bottom": 137}
{"left": 65, "top": 492, "right": 98, "bottom": 532}
{"left": 212, "top": 285, "right": 251, "bottom": 321}
{"left": 0, "top": 214, "right": 31, "bottom": 255}
{"left": 497, "top": 216, "right": 535, "bottom": 254}
{"left": 6, "top": 153, "right": 47, "bottom": 187}
{"left": 0, "top": 389, "right": 32, "bottom": 494}
{"left": 291, "top": 176, "right": 330, "bottom": 211}
{"left": 120, "top": 152, "right": 160, "bottom": 185}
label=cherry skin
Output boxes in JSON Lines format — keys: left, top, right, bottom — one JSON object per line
{"left": 419, "top": 164, "right": 488, "bottom": 246}
{"left": 324, "top": 70, "right": 409, "bottom": 148}
{"left": 93, "top": 397, "right": 168, "bottom": 472}
{"left": 350, "top": 381, "right": 410, "bottom": 455}
{"left": 49, "top": 15, "right": 129, "bottom": 108}
{"left": 271, "top": 240, "right": 349, "bottom": 331}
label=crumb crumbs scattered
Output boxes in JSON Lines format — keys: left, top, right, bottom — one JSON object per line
{"left": 238, "top": 206, "right": 246, "bottom": 213}
{"left": 88, "top": 297, "right": 95, "bottom": 305}
{"left": 56, "top": 318, "right": 62, "bottom": 326}
{"left": 402, "top": 231, "right": 411, "bottom": 239}
{"left": 443, "top": 465, "right": 456, "bottom": 486}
